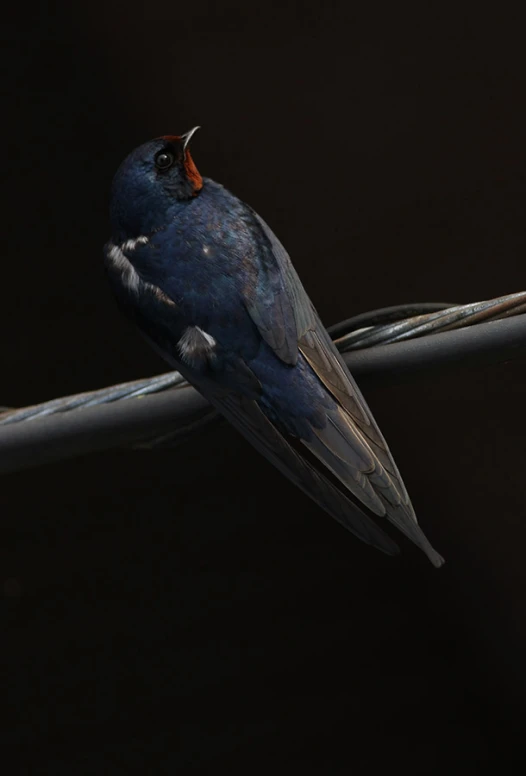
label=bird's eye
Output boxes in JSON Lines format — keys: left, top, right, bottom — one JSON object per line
{"left": 154, "top": 151, "right": 175, "bottom": 170}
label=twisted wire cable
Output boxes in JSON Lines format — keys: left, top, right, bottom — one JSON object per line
{"left": 0, "top": 372, "right": 185, "bottom": 426}
{"left": 1, "top": 290, "right": 526, "bottom": 473}
{"left": 333, "top": 291, "right": 526, "bottom": 349}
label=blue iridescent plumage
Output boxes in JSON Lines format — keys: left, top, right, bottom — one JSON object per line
{"left": 104, "top": 129, "right": 444, "bottom": 567}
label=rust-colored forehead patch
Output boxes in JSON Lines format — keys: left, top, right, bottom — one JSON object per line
{"left": 161, "top": 134, "right": 183, "bottom": 144}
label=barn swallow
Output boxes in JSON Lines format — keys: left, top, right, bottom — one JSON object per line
{"left": 104, "top": 128, "right": 444, "bottom": 567}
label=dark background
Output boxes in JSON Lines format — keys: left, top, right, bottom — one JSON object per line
{"left": 2, "top": 4, "right": 526, "bottom": 773}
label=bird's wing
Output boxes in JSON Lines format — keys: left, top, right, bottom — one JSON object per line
{"left": 245, "top": 211, "right": 444, "bottom": 567}
{"left": 114, "top": 277, "right": 399, "bottom": 557}
{"left": 200, "top": 387, "right": 401, "bottom": 557}
{"left": 136, "top": 327, "right": 401, "bottom": 557}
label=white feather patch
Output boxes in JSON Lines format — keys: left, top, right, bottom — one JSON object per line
{"left": 122, "top": 236, "right": 149, "bottom": 252}
{"left": 178, "top": 326, "right": 217, "bottom": 366}
{"left": 106, "top": 236, "right": 149, "bottom": 293}
{"left": 107, "top": 243, "right": 141, "bottom": 293}
{"left": 106, "top": 237, "right": 176, "bottom": 307}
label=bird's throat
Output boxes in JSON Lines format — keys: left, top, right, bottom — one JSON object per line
{"left": 184, "top": 151, "right": 203, "bottom": 195}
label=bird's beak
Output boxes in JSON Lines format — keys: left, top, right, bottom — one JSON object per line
{"left": 181, "top": 126, "right": 200, "bottom": 153}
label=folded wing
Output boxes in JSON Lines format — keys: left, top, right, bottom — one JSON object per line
{"left": 244, "top": 210, "right": 444, "bottom": 567}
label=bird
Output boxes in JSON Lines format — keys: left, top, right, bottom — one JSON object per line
{"left": 104, "top": 127, "right": 444, "bottom": 568}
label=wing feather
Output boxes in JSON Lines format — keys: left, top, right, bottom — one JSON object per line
{"left": 249, "top": 211, "right": 444, "bottom": 567}
{"left": 204, "top": 389, "right": 401, "bottom": 557}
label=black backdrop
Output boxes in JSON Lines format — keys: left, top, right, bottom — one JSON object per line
{"left": 2, "top": 4, "right": 526, "bottom": 773}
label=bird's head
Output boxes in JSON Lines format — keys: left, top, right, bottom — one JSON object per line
{"left": 109, "top": 127, "right": 202, "bottom": 241}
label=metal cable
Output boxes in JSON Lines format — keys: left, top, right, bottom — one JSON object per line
{"left": 333, "top": 291, "right": 526, "bottom": 349}
{"left": 0, "top": 372, "right": 185, "bottom": 426}
{"left": 1, "top": 290, "right": 526, "bottom": 472}
{"left": 2, "top": 290, "right": 524, "bottom": 427}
